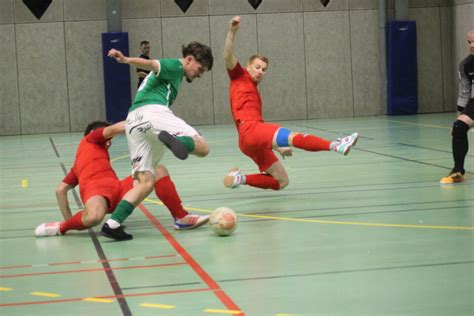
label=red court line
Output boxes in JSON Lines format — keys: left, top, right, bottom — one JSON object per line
{"left": 0, "top": 287, "right": 211, "bottom": 307}
{"left": 0, "top": 254, "right": 177, "bottom": 270}
{"left": 0, "top": 262, "right": 186, "bottom": 279}
{"left": 138, "top": 204, "right": 244, "bottom": 315}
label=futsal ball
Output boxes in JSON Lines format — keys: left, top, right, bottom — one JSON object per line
{"left": 210, "top": 207, "right": 237, "bottom": 236}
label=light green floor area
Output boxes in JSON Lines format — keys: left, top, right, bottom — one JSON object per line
{"left": 0, "top": 113, "right": 473, "bottom": 315}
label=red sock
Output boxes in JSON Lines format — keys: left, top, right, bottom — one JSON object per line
{"left": 155, "top": 176, "right": 188, "bottom": 219}
{"left": 60, "top": 211, "right": 88, "bottom": 234}
{"left": 292, "top": 133, "right": 331, "bottom": 151}
{"left": 246, "top": 174, "right": 280, "bottom": 190}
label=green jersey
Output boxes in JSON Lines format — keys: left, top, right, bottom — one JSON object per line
{"left": 130, "top": 58, "right": 184, "bottom": 111}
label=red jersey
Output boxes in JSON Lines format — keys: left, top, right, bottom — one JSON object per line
{"left": 228, "top": 62, "right": 264, "bottom": 125}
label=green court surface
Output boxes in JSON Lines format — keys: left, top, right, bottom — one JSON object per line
{"left": 0, "top": 113, "right": 473, "bottom": 315}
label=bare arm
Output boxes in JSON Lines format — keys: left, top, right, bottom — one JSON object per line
{"left": 224, "top": 16, "right": 240, "bottom": 70}
{"left": 108, "top": 49, "right": 159, "bottom": 73}
{"left": 103, "top": 121, "right": 125, "bottom": 139}
{"left": 56, "top": 181, "right": 74, "bottom": 220}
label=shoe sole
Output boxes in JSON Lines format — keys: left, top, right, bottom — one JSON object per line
{"left": 174, "top": 217, "right": 210, "bottom": 230}
{"left": 439, "top": 177, "right": 464, "bottom": 184}
{"left": 342, "top": 133, "right": 359, "bottom": 156}
{"left": 158, "top": 131, "right": 188, "bottom": 160}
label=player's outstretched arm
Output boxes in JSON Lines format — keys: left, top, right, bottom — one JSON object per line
{"left": 108, "top": 49, "right": 159, "bottom": 73}
{"left": 224, "top": 16, "right": 240, "bottom": 70}
{"left": 103, "top": 121, "right": 126, "bottom": 139}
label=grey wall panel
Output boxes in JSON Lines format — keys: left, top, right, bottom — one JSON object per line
{"left": 258, "top": 0, "right": 303, "bottom": 13}
{"left": 122, "top": 0, "right": 161, "bottom": 19}
{"left": 303, "top": 0, "right": 349, "bottom": 12}
{"left": 209, "top": 0, "right": 259, "bottom": 15}
{"left": 63, "top": 0, "right": 106, "bottom": 21}
{"left": 410, "top": 7, "right": 444, "bottom": 113}
{"left": 440, "top": 6, "right": 456, "bottom": 111}
{"left": 65, "top": 21, "right": 107, "bottom": 132}
{"left": 161, "top": 0, "right": 208, "bottom": 17}
{"left": 209, "top": 15, "right": 258, "bottom": 124}
{"left": 350, "top": 10, "right": 382, "bottom": 116}
{"left": 16, "top": 23, "right": 69, "bottom": 134}
{"left": 350, "top": 0, "right": 378, "bottom": 10}
{"left": 452, "top": 0, "right": 474, "bottom": 4}
{"left": 123, "top": 18, "right": 163, "bottom": 100}
{"left": 257, "top": 13, "right": 307, "bottom": 121}
{"left": 304, "top": 11, "right": 353, "bottom": 118}
{"left": 0, "top": 0, "right": 14, "bottom": 24}
{"left": 409, "top": 0, "right": 442, "bottom": 7}
{"left": 0, "top": 24, "right": 20, "bottom": 135}
{"left": 161, "top": 16, "right": 213, "bottom": 125}
{"left": 14, "top": 0, "right": 63, "bottom": 23}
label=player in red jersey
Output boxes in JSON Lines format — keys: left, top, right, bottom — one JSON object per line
{"left": 35, "top": 121, "right": 208, "bottom": 240}
{"left": 222, "top": 16, "right": 359, "bottom": 191}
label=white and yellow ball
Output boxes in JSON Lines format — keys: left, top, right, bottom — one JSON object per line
{"left": 210, "top": 207, "right": 237, "bottom": 236}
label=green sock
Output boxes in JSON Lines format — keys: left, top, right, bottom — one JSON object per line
{"left": 176, "top": 136, "right": 195, "bottom": 152}
{"left": 110, "top": 200, "right": 134, "bottom": 224}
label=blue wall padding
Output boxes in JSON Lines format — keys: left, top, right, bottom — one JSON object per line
{"left": 102, "top": 32, "right": 131, "bottom": 122}
{"left": 387, "top": 21, "right": 418, "bottom": 115}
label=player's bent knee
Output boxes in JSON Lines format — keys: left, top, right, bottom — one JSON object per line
{"left": 452, "top": 120, "right": 469, "bottom": 139}
{"left": 155, "top": 165, "right": 169, "bottom": 179}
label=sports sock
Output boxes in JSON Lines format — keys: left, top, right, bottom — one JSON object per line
{"left": 246, "top": 174, "right": 280, "bottom": 190}
{"left": 155, "top": 176, "right": 188, "bottom": 219}
{"left": 176, "top": 136, "right": 195, "bottom": 152}
{"left": 292, "top": 134, "right": 331, "bottom": 151}
{"left": 452, "top": 120, "right": 469, "bottom": 174}
{"left": 60, "top": 211, "right": 88, "bottom": 234}
{"left": 109, "top": 200, "right": 134, "bottom": 225}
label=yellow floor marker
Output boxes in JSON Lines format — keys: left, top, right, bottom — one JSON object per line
{"left": 30, "top": 292, "right": 61, "bottom": 298}
{"left": 21, "top": 179, "right": 28, "bottom": 188}
{"left": 83, "top": 297, "right": 114, "bottom": 303}
{"left": 140, "top": 303, "right": 176, "bottom": 309}
{"left": 0, "top": 287, "right": 12, "bottom": 291}
{"left": 204, "top": 309, "right": 242, "bottom": 314}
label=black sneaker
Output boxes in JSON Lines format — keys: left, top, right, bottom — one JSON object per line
{"left": 158, "top": 131, "right": 189, "bottom": 160}
{"left": 101, "top": 223, "right": 133, "bottom": 241}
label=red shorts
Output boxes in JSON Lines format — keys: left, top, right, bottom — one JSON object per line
{"left": 238, "top": 121, "right": 281, "bottom": 172}
{"left": 81, "top": 176, "right": 134, "bottom": 213}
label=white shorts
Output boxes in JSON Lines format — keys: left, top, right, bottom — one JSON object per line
{"left": 125, "top": 104, "right": 199, "bottom": 176}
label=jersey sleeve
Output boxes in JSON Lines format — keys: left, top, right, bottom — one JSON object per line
{"left": 457, "top": 58, "right": 473, "bottom": 108}
{"left": 85, "top": 127, "right": 108, "bottom": 144}
{"left": 227, "top": 62, "right": 246, "bottom": 80}
{"left": 62, "top": 168, "right": 78, "bottom": 187}
{"left": 156, "top": 59, "right": 183, "bottom": 80}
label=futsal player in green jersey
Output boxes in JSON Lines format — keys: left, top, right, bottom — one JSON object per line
{"left": 102, "top": 42, "right": 214, "bottom": 240}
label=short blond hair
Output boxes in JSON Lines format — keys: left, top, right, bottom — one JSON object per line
{"left": 248, "top": 54, "right": 269, "bottom": 66}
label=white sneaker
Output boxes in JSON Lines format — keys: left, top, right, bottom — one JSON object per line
{"left": 334, "top": 132, "right": 359, "bottom": 155}
{"left": 174, "top": 214, "right": 210, "bottom": 230}
{"left": 35, "top": 222, "right": 62, "bottom": 237}
{"left": 223, "top": 168, "right": 244, "bottom": 188}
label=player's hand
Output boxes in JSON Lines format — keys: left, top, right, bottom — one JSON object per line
{"left": 276, "top": 147, "right": 292, "bottom": 159}
{"left": 229, "top": 16, "right": 240, "bottom": 31}
{"left": 108, "top": 49, "right": 127, "bottom": 63}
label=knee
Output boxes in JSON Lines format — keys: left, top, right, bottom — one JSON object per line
{"left": 154, "top": 165, "right": 169, "bottom": 180}
{"left": 452, "top": 120, "right": 469, "bottom": 139}
{"left": 82, "top": 211, "right": 104, "bottom": 227}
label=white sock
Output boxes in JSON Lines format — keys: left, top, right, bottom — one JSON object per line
{"left": 106, "top": 219, "right": 120, "bottom": 229}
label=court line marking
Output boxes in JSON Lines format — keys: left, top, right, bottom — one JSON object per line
{"left": 140, "top": 303, "right": 176, "bottom": 309}
{"left": 21, "top": 179, "right": 27, "bottom": 188}
{"left": 82, "top": 298, "right": 114, "bottom": 303}
{"left": 30, "top": 292, "right": 61, "bottom": 298}
{"left": 139, "top": 204, "right": 244, "bottom": 316}
{"left": 204, "top": 309, "right": 243, "bottom": 314}
{"left": 0, "top": 287, "right": 12, "bottom": 291}
{"left": 385, "top": 119, "right": 450, "bottom": 130}
{"left": 144, "top": 198, "right": 474, "bottom": 231}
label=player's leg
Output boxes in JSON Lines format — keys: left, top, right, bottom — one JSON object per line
{"left": 440, "top": 100, "right": 474, "bottom": 184}
{"left": 153, "top": 165, "right": 209, "bottom": 229}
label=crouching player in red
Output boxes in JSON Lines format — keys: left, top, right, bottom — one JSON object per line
{"left": 35, "top": 121, "right": 208, "bottom": 241}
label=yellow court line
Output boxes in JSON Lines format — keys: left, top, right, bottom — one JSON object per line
{"left": 83, "top": 297, "right": 114, "bottom": 303}
{"left": 0, "top": 287, "right": 12, "bottom": 291}
{"left": 30, "top": 292, "right": 61, "bottom": 298}
{"left": 140, "top": 303, "right": 176, "bottom": 309}
{"left": 21, "top": 179, "right": 28, "bottom": 188}
{"left": 144, "top": 198, "right": 474, "bottom": 231}
{"left": 110, "top": 154, "right": 129, "bottom": 163}
{"left": 204, "top": 309, "right": 243, "bottom": 314}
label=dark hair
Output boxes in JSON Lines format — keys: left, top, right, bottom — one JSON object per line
{"left": 182, "top": 41, "right": 214, "bottom": 70}
{"left": 140, "top": 40, "right": 150, "bottom": 46}
{"left": 84, "top": 121, "right": 111, "bottom": 136}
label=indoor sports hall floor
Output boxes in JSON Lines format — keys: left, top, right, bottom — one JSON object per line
{"left": 0, "top": 113, "right": 473, "bottom": 316}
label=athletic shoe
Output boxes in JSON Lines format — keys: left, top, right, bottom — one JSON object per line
{"left": 158, "top": 131, "right": 188, "bottom": 160}
{"left": 223, "top": 168, "right": 243, "bottom": 188}
{"left": 439, "top": 171, "right": 465, "bottom": 184}
{"left": 35, "top": 222, "right": 61, "bottom": 237}
{"left": 100, "top": 223, "right": 133, "bottom": 241}
{"left": 334, "top": 132, "right": 359, "bottom": 155}
{"left": 174, "top": 214, "right": 210, "bottom": 230}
